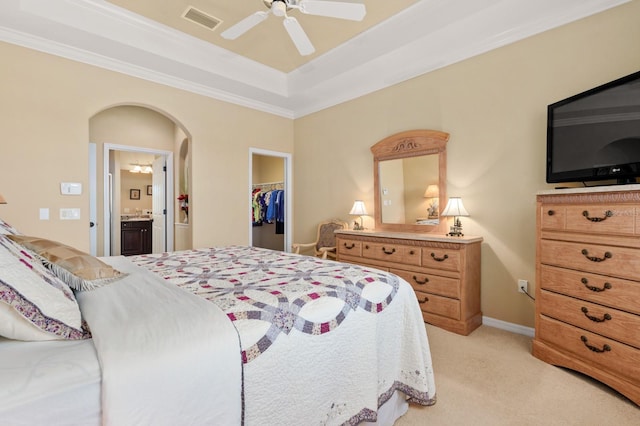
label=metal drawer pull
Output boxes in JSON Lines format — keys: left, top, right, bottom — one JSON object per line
{"left": 430, "top": 253, "right": 449, "bottom": 262}
{"left": 412, "top": 275, "right": 429, "bottom": 285}
{"left": 580, "top": 336, "right": 611, "bottom": 353}
{"left": 547, "top": 210, "right": 555, "bottom": 216}
{"left": 417, "top": 296, "right": 429, "bottom": 304}
{"left": 381, "top": 247, "right": 396, "bottom": 255}
{"left": 343, "top": 243, "right": 355, "bottom": 249}
{"left": 580, "top": 278, "right": 612, "bottom": 292}
{"left": 582, "top": 210, "right": 613, "bottom": 222}
{"left": 581, "top": 249, "right": 612, "bottom": 262}
{"left": 581, "top": 307, "right": 612, "bottom": 323}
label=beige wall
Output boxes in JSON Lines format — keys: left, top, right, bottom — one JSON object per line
{"left": 0, "top": 41, "right": 293, "bottom": 252}
{"left": 293, "top": 1, "right": 640, "bottom": 328}
{"left": 120, "top": 171, "right": 153, "bottom": 213}
{"left": 252, "top": 154, "right": 285, "bottom": 184}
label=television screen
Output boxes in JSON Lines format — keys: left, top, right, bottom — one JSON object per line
{"left": 547, "top": 70, "right": 640, "bottom": 184}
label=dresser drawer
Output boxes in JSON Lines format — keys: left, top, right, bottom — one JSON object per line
{"left": 362, "top": 242, "right": 421, "bottom": 266}
{"left": 540, "top": 239, "right": 640, "bottom": 281}
{"left": 421, "top": 247, "right": 461, "bottom": 272}
{"left": 415, "top": 290, "right": 460, "bottom": 320}
{"left": 539, "top": 290, "right": 640, "bottom": 349}
{"left": 391, "top": 268, "right": 460, "bottom": 299}
{"left": 337, "top": 239, "right": 362, "bottom": 257}
{"left": 540, "top": 204, "right": 638, "bottom": 234}
{"left": 540, "top": 204, "right": 566, "bottom": 230}
{"left": 565, "top": 205, "right": 637, "bottom": 235}
{"left": 540, "top": 265, "right": 640, "bottom": 315}
{"left": 537, "top": 315, "right": 640, "bottom": 386}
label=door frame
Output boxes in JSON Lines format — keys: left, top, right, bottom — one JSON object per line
{"left": 102, "top": 143, "right": 174, "bottom": 256}
{"left": 89, "top": 143, "right": 98, "bottom": 255}
{"left": 249, "top": 148, "right": 292, "bottom": 252}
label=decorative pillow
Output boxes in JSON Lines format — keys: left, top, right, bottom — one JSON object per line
{"left": 0, "top": 217, "right": 20, "bottom": 235}
{"left": 0, "top": 235, "right": 84, "bottom": 341}
{"left": 7, "top": 235, "right": 126, "bottom": 291}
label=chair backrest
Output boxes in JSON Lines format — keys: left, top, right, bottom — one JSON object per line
{"left": 315, "top": 219, "right": 348, "bottom": 251}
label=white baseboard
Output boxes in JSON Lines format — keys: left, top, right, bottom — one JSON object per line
{"left": 483, "top": 316, "right": 535, "bottom": 338}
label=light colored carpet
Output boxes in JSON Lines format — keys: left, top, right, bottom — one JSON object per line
{"left": 396, "top": 324, "right": 639, "bottom": 426}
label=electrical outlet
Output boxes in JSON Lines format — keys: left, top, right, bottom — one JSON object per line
{"left": 518, "top": 279, "right": 528, "bottom": 293}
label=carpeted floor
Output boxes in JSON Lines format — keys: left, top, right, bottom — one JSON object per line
{"left": 396, "top": 324, "right": 639, "bottom": 425}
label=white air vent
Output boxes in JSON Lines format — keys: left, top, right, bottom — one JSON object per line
{"left": 182, "top": 6, "right": 222, "bottom": 30}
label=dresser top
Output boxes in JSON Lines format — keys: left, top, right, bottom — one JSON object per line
{"left": 538, "top": 184, "right": 640, "bottom": 196}
{"left": 335, "top": 229, "right": 483, "bottom": 244}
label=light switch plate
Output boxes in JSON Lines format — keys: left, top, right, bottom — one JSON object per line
{"left": 39, "top": 208, "right": 49, "bottom": 220}
{"left": 60, "top": 182, "right": 82, "bottom": 195}
{"left": 60, "top": 208, "right": 81, "bottom": 220}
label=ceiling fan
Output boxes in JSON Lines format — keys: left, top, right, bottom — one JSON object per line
{"left": 220, "top": 0, "right": 366, "bottom": 56}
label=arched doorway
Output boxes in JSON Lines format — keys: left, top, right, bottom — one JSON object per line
{"left": 89, "top": 105, "right": 190, "bottom": 256}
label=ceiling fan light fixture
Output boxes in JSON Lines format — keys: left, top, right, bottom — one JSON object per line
{"left": 272, "top": 1, "right": 287, "bottom": 17}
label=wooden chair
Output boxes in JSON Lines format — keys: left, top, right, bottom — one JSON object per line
{"left": 292, "top": 219, "right": 348, "bottom": 260}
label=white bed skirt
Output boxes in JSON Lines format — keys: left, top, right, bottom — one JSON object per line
{"left": 376, "top": 391, "right": 410, "bottom": 426}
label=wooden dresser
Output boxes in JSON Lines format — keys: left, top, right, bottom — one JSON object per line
{"left": 335, "top": 230, "right": 482, "bottom": 335}
{"left": 533, "top": 186, "right": 640, "bottom": 405}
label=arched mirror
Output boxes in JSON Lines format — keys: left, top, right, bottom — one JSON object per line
{"left": 372, "top": 130, "right": 448, "bottom": 233}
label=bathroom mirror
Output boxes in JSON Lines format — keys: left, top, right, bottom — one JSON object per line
{"left": 372, "top": 130, "right": 448, "bottom": 233}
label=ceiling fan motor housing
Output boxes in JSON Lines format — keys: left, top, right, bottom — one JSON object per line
{"left": 263, "top": 1, "right": 298, "bottom": 13}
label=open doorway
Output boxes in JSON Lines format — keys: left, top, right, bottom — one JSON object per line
{"left": 249, "top": 148, "right": 292, "bottom": 252}
{"left": 100, "top": 145, "right": 174, "bottom": 256}
{"left": 89, "top": 104, "right": 187, "bottom": 257}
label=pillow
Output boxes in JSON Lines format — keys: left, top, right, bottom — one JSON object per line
{"left": 0, "top": 217, "right": 20, "bottom": 235}
{"left": 7, "top": 235, "right": 125, "bottom": 291}
{"left": 0, "top": 235, "right": 85, "bottom": 341}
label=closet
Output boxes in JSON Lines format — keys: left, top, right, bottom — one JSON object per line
{"left": 251, "top": 154, "right": 285, "bottom": 251}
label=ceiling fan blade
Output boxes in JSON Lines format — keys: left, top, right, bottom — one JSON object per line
{"left": 283, "top": 17, "right": 315, "bottom": 56}
{"left": 220, "top": 11, "right": 269, "bottom": 40}
{"left": 296, "top": 0, "right": 366, "bottom": 21}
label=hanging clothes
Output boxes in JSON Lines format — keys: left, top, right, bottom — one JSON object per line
{"left": 251, "top": 183, "right": 284, "bottom": 233}
{"left": 275, "top": 190, "right": 285, "bottom": 234}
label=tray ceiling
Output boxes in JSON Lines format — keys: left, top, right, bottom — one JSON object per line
{"left": 0, "top": 0, "right": 629, "bottom": 118}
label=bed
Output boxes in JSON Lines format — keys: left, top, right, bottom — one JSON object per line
{"left": 0, "top": 218, "right": 436, "bottom": 425}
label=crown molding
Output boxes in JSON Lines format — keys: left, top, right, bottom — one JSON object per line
{"left": 0, "top": 25, "right": 296, "bottom": 118}
{"left": 0, "top": 0, "right": 630, "bottom": 119}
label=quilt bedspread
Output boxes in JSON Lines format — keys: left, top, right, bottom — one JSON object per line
{"left": 132, "top": 246, "right": 436, "bottom": 425}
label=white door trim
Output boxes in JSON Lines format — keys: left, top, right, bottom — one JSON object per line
{"left": 249, "top": 148, "right": 292, "bottom": 252}
{"left": 88, "top": 143, "right": 98, "bottom": 255}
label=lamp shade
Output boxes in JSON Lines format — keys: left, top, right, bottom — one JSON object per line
{"left": 423, "top": 184, "right": 439, "bottom": 198}
{"left": 0, "top": 194, "right": 6, "bottom": 204}
{"left": 349, "top": 200, "right": 367, "bottom": 216}
{"left": 441, "top": 197, "right": 469, "bottom": 217}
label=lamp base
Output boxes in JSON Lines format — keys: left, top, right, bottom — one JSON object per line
{"left": 447, "top": 217, "right": 464, "bottom": 237}
{"left": 353, "top": 217, "right": 365, "bottom": 230}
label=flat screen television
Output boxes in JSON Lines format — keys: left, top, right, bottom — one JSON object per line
{"left": 546, "top": 70, "right": 640, "bottom": 184}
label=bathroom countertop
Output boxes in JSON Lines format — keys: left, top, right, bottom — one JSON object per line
{"left": 121, "top": 216, "right": 153, "bottom": 222}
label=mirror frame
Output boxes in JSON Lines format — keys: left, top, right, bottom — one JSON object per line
{"left": 372, "top": 129, "right": 448, "bottom": 233}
